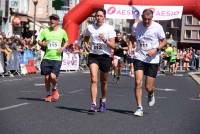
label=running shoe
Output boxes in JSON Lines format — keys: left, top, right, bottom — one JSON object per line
{"left": 44, "top": 95, "right": 52, "bottom": 102}
{"left": 148, "top": 92, "right": 155, "bottom": 107}
{"left": 129, "top": 73, "right": 134, "bottom": 77}
{"left": 134, "top": 107, "right": 143, "bottom": 117}
{"left": 90, "top": 103, "right": 97, "bottom": 112}
{"left": 51, "top": 89, "right": 60, "bottom": 101}
{"left": 99, "top": 99, "right": 106, "bottom": 112}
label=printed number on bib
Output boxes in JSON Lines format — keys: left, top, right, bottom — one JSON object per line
{"left": 93, "top": 43, "right": 103, "bottom": 50}
{"left": 47, "top": 41, "right": 60, "bottom": 50}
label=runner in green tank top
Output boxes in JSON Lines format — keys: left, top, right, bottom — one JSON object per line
{"left": 38, "top": 14, "right": 68, "bottom": 102}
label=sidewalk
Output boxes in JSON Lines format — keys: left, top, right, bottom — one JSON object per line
{"left": 188, "top": 71, "right": 200, "bottom": 85}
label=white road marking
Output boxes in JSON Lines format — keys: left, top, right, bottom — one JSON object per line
{"left": 173, "top": 74, "right": 184, "bottom": 76}
{"left": 34, "top": 83, "right": 45, "bottom": 86}
{"left": 157, "top": 96, "right": 168, "bottom": 99}
{"left": 68, "top": 89, "right": 85, "bottom": 94}
{"left": 0, "top": 103, "right": 29, "bottom": 111}
{"left": 155, "top": 88, "right": 176, "bottom": 91}
{"left": 20, "top": 90, "right": 40, "bottom": 93}
{"left": 82, "top": 71, "right": 90, "bottom": 74}
{"left": 189, "top": 98, "right": 200, "bottom": 101}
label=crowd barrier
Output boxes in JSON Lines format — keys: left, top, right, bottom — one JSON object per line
{"left": 60, "top": 52, "right": 79, "bottom": 71}
{"left": 0, "top": 49, "right": 37, "bottom": 75}
{"left": 0, "top": 52, "right": 4, "bottom": 74}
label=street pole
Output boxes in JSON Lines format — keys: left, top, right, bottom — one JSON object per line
{"left": 32, "top": 0, "right": 38, "bottom": 42}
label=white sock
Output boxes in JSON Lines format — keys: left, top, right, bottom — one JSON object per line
{"left": 92, "top": 102, "right": 97, "bottom": 105}
{"left": 102, "top": 98, "right": 106, "bottom": 102}
{"left": 138, "top": 105, "right": 143, "bottom": 110}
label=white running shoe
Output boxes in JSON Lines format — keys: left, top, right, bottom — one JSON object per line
{"left": 148, "top": 92, "right": 155, "bottom": 107}
{"left": 134, "top": 107, "right": 143, "bottom": 117}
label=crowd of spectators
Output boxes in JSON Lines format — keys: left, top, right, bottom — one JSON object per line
{"left": 160, "top": 44, "right": 200, "bottom": 74}
{"left": 0, "top": 31, "right": 199, "bottom": 78}
{"left": 0, "top": 32, "right": 90, "bottom": 77}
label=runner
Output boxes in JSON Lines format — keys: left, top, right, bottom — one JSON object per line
{"left": 83, "top": 8, "right": 116, "bottom": 112}
{"left": 112, "top": 30, "right": 128, "bottom": 80}
{"left": 38, "top": 14, "right": 68, "bottom": 102}
{"left": 131, "top": 9, "right": 166, "bottom": 116}
{"left": 127, "top": 34, "right": 136, "bottom": 78}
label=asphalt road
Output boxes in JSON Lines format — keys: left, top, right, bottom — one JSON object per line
{"left": 0, "top": 72, "right": 200, "bottom": 134}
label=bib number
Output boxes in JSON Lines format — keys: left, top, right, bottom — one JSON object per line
{"left": 93, "top": 43, "right": 103, "bottom": 50}
{"left": 47, "top": 41, "right": 60, "bottom": 50}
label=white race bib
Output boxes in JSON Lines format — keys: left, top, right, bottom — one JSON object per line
{"left": 47, "top": 41, "right": 61, "bottom": 50}
{"left": 92, "top": 43, "right": 104, "bottom": 50}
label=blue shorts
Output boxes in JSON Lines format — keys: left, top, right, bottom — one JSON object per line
{"left": 40, "top": 59, "right": 62, "bottom": 77}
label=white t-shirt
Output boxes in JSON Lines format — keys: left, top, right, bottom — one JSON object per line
{"left": 84, "top": 23, "right": 116, "bottom": 56}
{"left": 132, "top": 21, "right": 165, "bottom": 63}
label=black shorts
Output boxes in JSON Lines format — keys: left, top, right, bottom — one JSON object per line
{"left": 134, "top": 59, "right": 159, "bottom": 78}
{"left": 127, "top": 56, "right": 134, "bottom": 64}
{"left": 87, "top": 53, "right": 112, "bottom": 73}
{"left": 40, "top": 59, "right": 62, "bottom": 77}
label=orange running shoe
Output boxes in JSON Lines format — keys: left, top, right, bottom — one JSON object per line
{"left": 51, "top": 89, "right": 60, "bottom": 101}
{"left": 44, "top": 95, "right": 52, "bottom": 102}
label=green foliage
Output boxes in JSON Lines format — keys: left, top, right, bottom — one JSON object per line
{"left": 52, "top": 0, "right": 64, "bottom": 10}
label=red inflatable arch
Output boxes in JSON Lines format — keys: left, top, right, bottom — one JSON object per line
{"left": 63, "top": 0, "right": 200, "bottom": 43}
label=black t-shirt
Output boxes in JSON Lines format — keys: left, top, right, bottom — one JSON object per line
{"left": 114, "top": 38, "right": 127, "bottom": 57}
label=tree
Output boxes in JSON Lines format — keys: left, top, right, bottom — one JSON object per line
{"left": 52, "top": 0, "right": 65, "bottom": 10}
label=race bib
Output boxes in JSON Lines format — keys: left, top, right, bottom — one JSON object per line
{"left": 137, "top": 38, "right": 153, "bottom": 51}
{"left": 47, "top": 41, "right": 61, "bottom": 50}
{"left": 92, "top": 43, "right": 104, "bottom": 50}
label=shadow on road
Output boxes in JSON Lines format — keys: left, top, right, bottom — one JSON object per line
{"left": 107, "top": 108, "right": 133, "bottom": 115}
{"left": 17, "top": 97, "right": 44, "bottom": 102}
{"left": 56, "top": 106, "right": 96, "bottom": 115}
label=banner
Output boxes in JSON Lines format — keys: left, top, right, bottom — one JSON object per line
{"left": 104, "top": 4, "right": 183, "bottom": 20}
{"left": 0, "top": 52, "right": 4, "bottom": 73}
{"left": 60, "top": 52, "right": 79, "bottom": 71}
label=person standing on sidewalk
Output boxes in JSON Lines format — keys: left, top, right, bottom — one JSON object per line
{"left": 131, "top": 9, "right": 166, "bottom": 116}
{"left": 83, "top": 8, "right": 116, "bottom": 112}
{"left": 38, "top": 14, "right": 68, "bottom": 102}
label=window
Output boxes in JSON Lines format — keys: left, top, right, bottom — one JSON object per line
{"left": 185, "top": 30, "right": 192, "bottom": 39}
{"left": 198, "top": 30, "right": 200, "bottom": 39}
{"left": 171, "top": 19, "right": 181, "bottom": 28}
{"left": 186, "top": 16, "right": 193, "bottom": 25}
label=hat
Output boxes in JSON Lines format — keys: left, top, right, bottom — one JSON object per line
{"left": 49, "top": 14, "right": 60, "bottom": 20}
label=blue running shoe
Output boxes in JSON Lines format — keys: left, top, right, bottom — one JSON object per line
{"left": 99, "top": 99, "right": 106, "bottom": 112}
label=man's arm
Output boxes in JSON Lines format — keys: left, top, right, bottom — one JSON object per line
{"left": 147, "top": 39, "right": 167, "bottom": 57}
{"left": 157, "top": 39, "right": 167, "bottom": 51}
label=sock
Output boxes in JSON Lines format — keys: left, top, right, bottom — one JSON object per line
{"left": 47, "top": 91, "right": 51, "bottom": 96}
{"left": 92, "top": 102, "right": 97, "bottom": 105}
{"left": 101, "top": 98, "right": 106, "bottom": 102}
{"left": 148, "top": 91, "right": 154, "bottom": 96}
{"left": 138, "top": 105, "right": 143, "bottom": 110}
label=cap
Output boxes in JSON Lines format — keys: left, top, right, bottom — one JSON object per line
{"left": 49, "top": 14, "right": 60, "bottom": 20}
